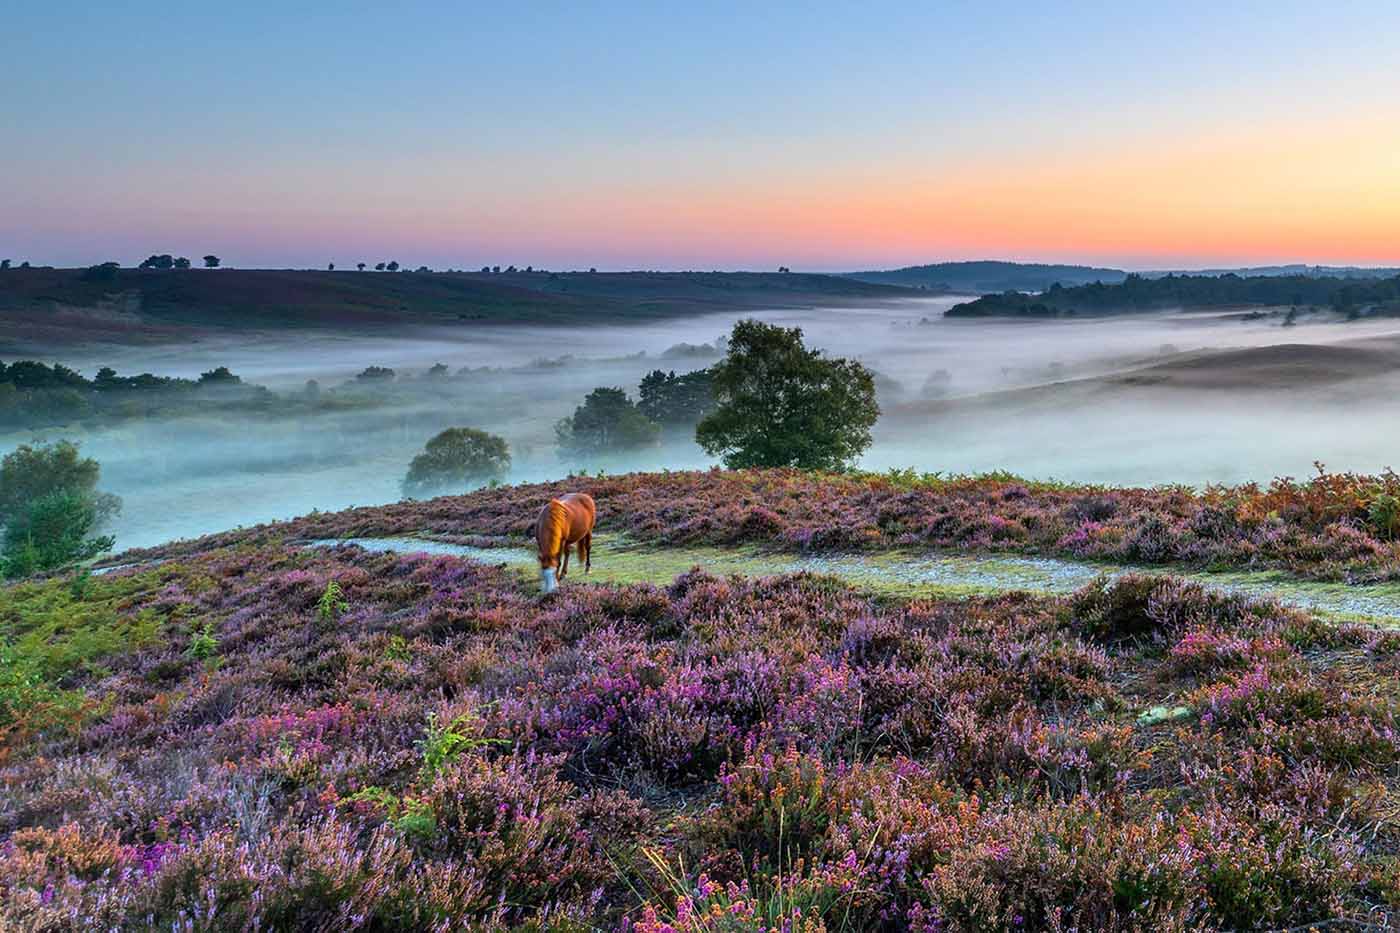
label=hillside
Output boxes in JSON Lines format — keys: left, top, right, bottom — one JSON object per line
{"left": 0, "top": 267, "right": 915, "bottom": 343}
{"left": 843, "top": 260, "right": 1127, "bottom": 292}
{"left": 945, "top": 272, "right": 1400, "bottom": 318}
{"left": 7, "top": 468, "right": 1400, "bottom": 928}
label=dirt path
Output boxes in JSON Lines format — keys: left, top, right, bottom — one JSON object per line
{"left": 310, "top": 533, "right": 1400, "bottom": 622}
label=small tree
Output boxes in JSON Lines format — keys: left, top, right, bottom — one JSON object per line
{"left": 203, "top": 255, "right": 220, "bottom": 268}
{"left": 174, "top": 257, "right": 191, "bottom": 269}
{"left": 81, "top": 262, "right": 120, "bottom": 282}
{"left": 354, "top": 366, "right": 395, "bottom": 384}
{"left": 0, "top": 440, "right": 119, "bottom": 527}
{"left": 0, "top": 441, "right": 120, "bottom": 577}
{"left": 198, "top": 366, "right": 241, "bottom": 385}
{"left": 555, "top": 387, "right": 659, "bottom": 459}
{"left": 637, "top": 368, "right": 715, "bottom": 428}
{"left": 139, "top": 254, "right": 175, "bottom": 270}
{"left": 2, "top": 490, "right": 115, "bottom": 578}
{"left": 375, "top": 262, "right": 386, "bottom": 271}
{"left": 386, "top": 261, "right": 400, "bottom": 272}
{"left": 357, "top": 262, "right": 366, "bottom": 271}
{"left": 0, "top": 260, "right": 9, "bottom": 270}
{"left": 696, "top": 320, "right": 879, "bottom": 470}
{"left": 328, "top": 262, "right": 335, "bottom": 271}
{"left": 402, "top": 428, "right": 510, "bottom": 497}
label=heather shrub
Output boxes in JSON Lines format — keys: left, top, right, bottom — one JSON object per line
{"left": 1066, "top": 573, "right": 1290, "bottom": 646}
{"left": 1183, "top": 804, "right": 1360, "bottom": 929}
{"left": 1068, "top": 574, "right": 1165, "bottom": 643}
{"left": 419, "top": 749, "right": 631, "bottom": 922}
{"left": 697, "top": 742, "right": 832, "bottom": 873}
{"left": 4, "top": 527, "right": 1399, "bottom": 928}
{"left": 915, "top": 801, "right": 1196, "bottom": 931}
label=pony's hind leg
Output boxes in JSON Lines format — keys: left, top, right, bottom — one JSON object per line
{"left": 560, "top": 547, "right": 569, "bottom": 579}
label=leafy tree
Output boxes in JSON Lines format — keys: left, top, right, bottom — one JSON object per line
{"left": 0, "top": 260, "right": 9, "bottom": 270}
{"left": 695, "top": 320, "right": 879, "bottom": 470}
{"left": 375, "top": 262, "right": 386, "bottom": 271}
{"left": 354, "top": 366, "right": 395, "bottom": 383}
{"left": 492, "top": 265, "right": 501, "bottom": 273}
{"left": 637, "top": 368, "right": 715, "bottom": 428}
{"left": 0, "top": 440, "right": 119, "bottom": 527}
{"left": 139, "top": 254, "right": 175, "bottom": 270}
{"left": 555, "top": 387, "right": 659, "bottom": 459}
{"left": 0, "top": 441, "right": 120, "bottom": 577}
{"left": 402, "top": 427, "right": 511, "bottom": 497}
{"left": 2, "top": 490, "right": 115, "bottom": 578}
{"left": 173, "top": 257, "right": 191, "bottom": 269}
{"left": 198, "top": 366, "right": 241, "bottom": 385}
{"left": 328, "top": 262, "right": 335, "bottom": 271}
{"left": 203, "top": 255, "right": 220, "bottom": 268}
{"left": 80, "top": 262, "right": 120, "bottom": 282}
{"left": 481, "top": 266, "right": 491, "bottom": 273}
{"left": 387, "top": 261, "right": 400, "bottom": 272}
{"left": 357, "top": 262, "right": 366, "bottom": 271}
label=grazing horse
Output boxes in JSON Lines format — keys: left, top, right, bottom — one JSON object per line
{"left": 535, "top": 492, "right": 595, "bottom": 593}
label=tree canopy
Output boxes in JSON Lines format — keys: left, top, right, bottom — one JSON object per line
{"left": 695, "top": 319, "right": 879, "bottom": 470}
{"left": 555, "top": 387, "right": 659, "bottom": 459}
{"left": 637, "top": 368, "right": 715, "bottom": 428}
{"left": 401, "top": 428, "right": 510, "bottom": 498}
{"left": 0, "top": 441, "right": 120, "bottom": 577}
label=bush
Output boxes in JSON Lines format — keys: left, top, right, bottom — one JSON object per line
{"left": 401, "top": 427, "right": 510, "bottom": 497}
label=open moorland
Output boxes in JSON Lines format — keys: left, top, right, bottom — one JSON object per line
{"left": 0, "top": 267, "right": 915, "bottom": 352}
{"left": 8, "top": 468, "right": 1400, "bottom": 928}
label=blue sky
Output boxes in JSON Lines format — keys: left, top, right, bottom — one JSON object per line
{"left": 4, "top": 1, "right": 1398, "bottom": 270}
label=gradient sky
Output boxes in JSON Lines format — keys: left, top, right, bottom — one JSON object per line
{"left": 4, "top": 1, "right": 1399, "bottom": 271}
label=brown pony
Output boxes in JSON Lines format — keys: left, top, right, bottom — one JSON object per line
{"left": 535, "top": 492, "right": 596, "bottom": 593}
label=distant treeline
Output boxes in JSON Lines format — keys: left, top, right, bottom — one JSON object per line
{"left": 945, "top": 273, "right": 1400, "bottom": 318}
{"left": 0, "top": 346, "right": 725, "bottom": 432}
{"left": 0, "top": 361, "right": 284, "bottom": 429}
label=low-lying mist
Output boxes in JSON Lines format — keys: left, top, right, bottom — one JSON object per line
{"left": 17, "top": 296, "right": 1400, "bottom": 550}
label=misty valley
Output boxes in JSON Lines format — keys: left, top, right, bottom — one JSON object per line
{"left": 11, "top": 296, "right": 1400, "bottom": 552}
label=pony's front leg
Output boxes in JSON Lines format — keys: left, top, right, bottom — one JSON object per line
{"left": 582, "top": 533, "right": 592, "bottom": 573}
{"left": 560, "top": 547, "right": 569, "bottom": 579}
